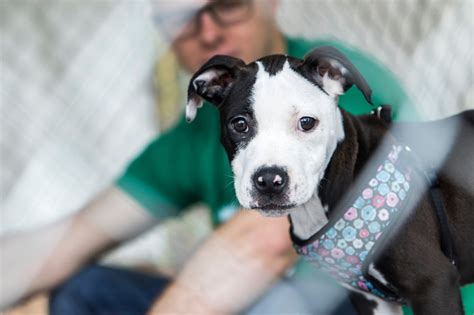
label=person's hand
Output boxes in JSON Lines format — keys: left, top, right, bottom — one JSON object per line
{"left": 0, "top": 187, "right": 155, "bottom": 310}
{"left": 148, "top": 210, "right": 297, "bottom": 314}
{"left": 4, "top": 293, "right": 48, "bottom": 315}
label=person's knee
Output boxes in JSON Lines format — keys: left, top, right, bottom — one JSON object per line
{"left": 49, "top": 265, "right": 110, "bottom": 314}
{"left": 49, "top": 265, "right": 171, "bottom": 315}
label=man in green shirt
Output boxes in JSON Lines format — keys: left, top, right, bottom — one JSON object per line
{"left": 3, "top": 1, "right": 443, "bottom": 314}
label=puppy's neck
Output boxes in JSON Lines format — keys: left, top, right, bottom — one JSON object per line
{"left": 290, "top": 195, "right": 328, "bottom": 240}
{"left": 320, "top": 110, "right": 389, "bottom": 208}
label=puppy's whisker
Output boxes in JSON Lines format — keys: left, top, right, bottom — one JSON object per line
{"left": 224, "top": 180, "right": 234, "bottom": 189}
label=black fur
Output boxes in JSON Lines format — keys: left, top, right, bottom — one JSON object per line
{"left": 320, "top": 110, "right": 474, "bottom": 314}
{"left": 349, "top": 291, "right": 378, "bottom": 314}
{"left": 218, "top": 62, "right": 259, "bottom": 161}
{"left": 259, "top": 54, "right": 288, "bottom": 76}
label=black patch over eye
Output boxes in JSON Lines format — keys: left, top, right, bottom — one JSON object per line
{"left": 299, "top": 116, "right": 318, "bottom": 131}
{"left": 231, "top": 116, "right": 249, "bottom": 133}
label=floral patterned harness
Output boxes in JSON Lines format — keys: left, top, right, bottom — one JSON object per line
{"left": 290, "top": 144, "right": 414, "bottom": 302}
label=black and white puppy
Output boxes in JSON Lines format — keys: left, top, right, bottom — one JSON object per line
{"left": 186, "top": 47, "right": 474, "bottom": 315}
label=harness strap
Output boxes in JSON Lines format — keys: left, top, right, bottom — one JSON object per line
{"left": 373, "top": 104, "right": 459, "bottom": 266}
{"left": 426, "top": 173, "right": 459, "bottom": 266}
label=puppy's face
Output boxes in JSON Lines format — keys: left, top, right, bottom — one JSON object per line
{"left": 186, "top": 47, "right": 372, "bottom": 216}
{"left": 224, "top": 60, "right": 345, "bottom": 216}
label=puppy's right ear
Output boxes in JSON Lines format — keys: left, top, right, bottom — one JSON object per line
{"left": 300, "top": 46, "right": 373, "bottom": 105}
{"left": 186, "top": 55, "right": 245, "bottom": 122}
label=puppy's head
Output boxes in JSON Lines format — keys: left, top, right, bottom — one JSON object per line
{"left": 187, "top": 47, "right": 372, "bottom": 216}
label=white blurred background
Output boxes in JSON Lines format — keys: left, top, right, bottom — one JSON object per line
{"left": 1, "top": 0, "right": 473, "bottom": 273}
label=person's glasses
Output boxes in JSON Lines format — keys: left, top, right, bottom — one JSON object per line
{"left": 175, "top": 0, "right": 254, "bottom": 42}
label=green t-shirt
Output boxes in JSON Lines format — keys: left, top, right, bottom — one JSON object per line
{"left": 116, "top": 36, "right": 417, "bottom": 225}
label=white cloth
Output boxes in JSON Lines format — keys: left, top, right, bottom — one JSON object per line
{"left": 1, "top": 0, "right": 160, "bottom": 233}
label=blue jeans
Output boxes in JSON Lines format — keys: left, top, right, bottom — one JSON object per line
{"left": 49, "top": 265, "right": 169, "bottom": 315}
{"left": 49, "top": 265, "right": 356, "bottom": 314}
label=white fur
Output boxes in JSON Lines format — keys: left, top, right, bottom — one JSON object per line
{"left": 372, "top": 301, "right": 403, "bottom": 315}
{"left": 186, "top": 97, "right": 202, "bottom": 122}
{"left": 288, "top": 194, "right": 328, "bottom": 240}
{"left": 322, "top": 72, "right": 344, "bottom": 97}
{"left": 321, "top": 59, "right": 349, "bottom": 97}
{"left": 232, "top": 61, "right": 344, "bottom": 233}
{"left": 186, "top": 69, "right": 225, "bottom": 122}
{"left": 368, "top": 263, "right": 392, "bottom": 288}
{"left": 365, "top": 292, "right": 403, "bottom": 315}
{"left": 342, "top": 284, "right": 403, "bottom": 315}
{"left": 192, "top": 70, "right": 222, "bottom": 90}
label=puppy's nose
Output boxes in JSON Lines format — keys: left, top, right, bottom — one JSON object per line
{"left": 253, "top": 167, "right": 289, "bottom": 195}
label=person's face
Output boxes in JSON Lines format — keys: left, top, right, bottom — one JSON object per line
{"left": 171, "top": 0, "right": 278, "bottom": 73}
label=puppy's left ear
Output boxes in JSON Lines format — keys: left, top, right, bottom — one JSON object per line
{"left": 300, "top": 46, "right": 373, "bottom": 104}
{"left": 186, "top": 55, "right": 245, "bottom": 122}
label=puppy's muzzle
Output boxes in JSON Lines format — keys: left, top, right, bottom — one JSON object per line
{"left": 252, "top": 166, "right": 289, "bottom": 196}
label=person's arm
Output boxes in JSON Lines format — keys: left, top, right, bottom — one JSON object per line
{"left": 148, "top": 210, "right": 298, "bottom": 314}
{"left": 0, "top": 186, "right": 155, "bottom": 310}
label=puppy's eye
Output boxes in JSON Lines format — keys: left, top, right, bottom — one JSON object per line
{"left": 231, "top": 117, "right": 249, "bottom": 133}
{"left": 298, "top": 116, "right": 318, "bottom": 131}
